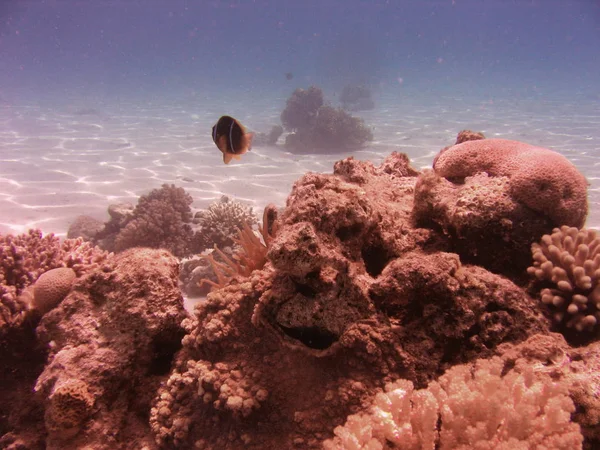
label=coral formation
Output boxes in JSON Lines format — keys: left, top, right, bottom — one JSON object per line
{"left": 433, "top": 138, "right": 588, "bottom": 227}
{"left": 281, "top": 86, "right": 373, "bottom": 151}
{"left": 281, "top": 86, "right": 324, "bottom": 131}
{"left": 44, "top": 379, "right": 94, "bottom": 440}
{"left": 324, "top": 355, "right": 582, "bottom": 449}
{"left": 192, "top": 195, "right": 257, "bottom": 251}
{"left": 340, "top": 84, "right": 375, "bottom": 111}
{"left": 2, "top": 147, "right": 598, "bottom": 449}
{"left": 199, "top": 204, "right": 278, "bottom": 292}
{"left": 30, "top": 267, "right": 76, "bottom": 315}
{"left": 30, "top": 248, "right": 188, "bottom": 449}
{"left": 413, "top": 170, "right": 552, "bottom": 276}
{"left": 112, "top": 184, "right": 194, "bottom": 257}
{"left": 66, "top": 215, "right": 104, "bottom": 241}
{"left": 150, "top": 153, "right": 550, "bottom": 449}
{"left": 528, "top": 226, "right": 600, "bottom": 334}
{"left": 1, "top": 230, "right": 110, "bottom": 332}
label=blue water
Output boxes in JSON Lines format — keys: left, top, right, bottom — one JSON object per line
{"left": 2, "top": 1, "right": 599, "bottom": 101}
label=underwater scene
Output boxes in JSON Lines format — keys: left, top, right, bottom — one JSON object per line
{"left": 1, "top": 0, "right": 600, "bottom": 448}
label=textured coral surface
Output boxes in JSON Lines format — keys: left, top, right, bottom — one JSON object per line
{"left": 433, "top": 138, "right": 588, "bottom": 227}
{"left": 149, "top": 153, "right": 552, "bottom": 449}
{"left": 1, "top": 147, "right": 597, "bottom": 450}
{"left": 528, "top": 226, "right": 600, "bottom": 336}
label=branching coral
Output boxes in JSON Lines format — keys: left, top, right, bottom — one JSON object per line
{"left": 528, "top": 226, "right": 600, "bottom": 332}
{"left": 1, "top": 230, "right": 111, "bottom": 330}
{"left": 113, "top": 184, "right": 194, "bottom": 257}
{"left": 192, "top": 196, "right": 258, "bottom": 252}
{"left": 199, "top": 205, "right": 278, "bottom": 291}
{"left": 324, "top": 357, "right": 583, "bottom": 450}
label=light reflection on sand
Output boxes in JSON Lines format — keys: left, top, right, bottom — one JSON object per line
{"left": 1, "top": 93, "right": 598, "bottom": 236}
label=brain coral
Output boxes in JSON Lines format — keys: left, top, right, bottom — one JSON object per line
{"left": 433, "top": 138, "right": 588, "bottom": 227}
{"left": 31, "top": 267, "right": 77, "bottom": 315}
{"left": 528, "top": 226, "right": 600, "bottom": 333}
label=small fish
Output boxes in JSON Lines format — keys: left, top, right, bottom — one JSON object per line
{"left": 211, "top": 116, "right": 254, "bottom": 164}
{"left": 285, "top": 72, "right": 294, "bottom": 80}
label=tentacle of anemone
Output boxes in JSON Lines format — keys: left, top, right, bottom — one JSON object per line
{"left": 198, "top": 206, "right": 278, "bottom": 291}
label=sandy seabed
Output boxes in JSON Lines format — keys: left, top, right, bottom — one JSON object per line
{"left": 1, "top": 90, "right": 599, "bottom": 236}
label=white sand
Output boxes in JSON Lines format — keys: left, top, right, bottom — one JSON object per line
{"left": 1, "top": 91, "right": 599, "bottom": 237}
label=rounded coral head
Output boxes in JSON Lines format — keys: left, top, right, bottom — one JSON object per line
{"left": 433, "top": 138, "right": 588, "bottom": 227}
{"left": 31, "top": 267, "right": 77, "bottom": 315}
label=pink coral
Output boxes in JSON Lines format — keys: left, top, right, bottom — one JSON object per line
{"left": 150, "top": 153, "right": 549, "bottom": 449}
{"left": 325, "top": 356, "right": 583, "bottom": 449}
{"left": 31, "top": 248, "right": 188, "bottom": 449}
{"left": 0, "top": 230, "right": 110, "bottom": 331}
{"left": 113, "top": 184, "right": 194, "bottom": 257}
{"left": 433, "top": 138, "right": 588, "bottom": 227}
{"left": 30, "top": 267, "right": 76, "bottom": 315}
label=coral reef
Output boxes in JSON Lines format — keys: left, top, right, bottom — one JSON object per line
{"left": 66, "top": 215, "right": 104, "bottom": 241}
{"left": 192, "top": 196, "right": 257, "bottom": 251}
{"left": 281, "top": 86, "right": 324, "bottom": 131}
{"left": 0, "top": 230, "right": 112, "bottom": 450}
{"left": 413, "top": 170, "right": 552, "bottom": 277}
{"left": 433, "top": 138, "right": 588, "bottom": 227}
{"left": 1, "top": 230, "right": 111, "bottom": 333}
{"left": 495, "top": 333, "right": 600, "bottom": 446}
{"left": 340, "top": 84, "right": 375, "bottom": 111}
{"left": 112, "top": 184, "right": 194, "bottom": 257}
{"left": 2, "top": 146, "right": 598, "bottom": 449}
{"left": 281, "top": 86, "right": 373, "bottom": 151}
{"left": 528, "top": 226, "right": 600, "bottom": 335}
{"left": 417, "top": 134, "right": 590, "bottom": 277}
{"left": 28, "top": 248, "right": 188, "bottom": 449}
{"left": 149, "top": 153, "right": 550, "bottom": 449}
{"left": 324, "top": 354, "right": 582, "bottom": 449}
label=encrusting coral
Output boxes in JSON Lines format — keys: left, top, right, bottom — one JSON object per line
{"left": 528, "top": 226, "right": 600, "bottom": 333}
{"left": 44, "top": 379, "right": 94, "bottom": 440}
{"left": 324, "top": 355, "right": 582, "bottom": 449}
{"left": 30, "top": 247, "right": 188, "bottom": 449}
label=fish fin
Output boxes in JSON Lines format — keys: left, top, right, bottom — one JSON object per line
{"left": 223, "top": 153, "right": 233, "bottom": 164}
{"left": 245, "top": 132, "right": 254, "bottom": 151}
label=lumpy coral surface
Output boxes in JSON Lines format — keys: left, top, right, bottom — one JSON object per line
{"left": 1, "top": 145, "right": 597, "bottom": 450}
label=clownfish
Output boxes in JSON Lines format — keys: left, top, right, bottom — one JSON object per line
{"left": 211, "top": 115, "right": 254, "bottom": 164}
